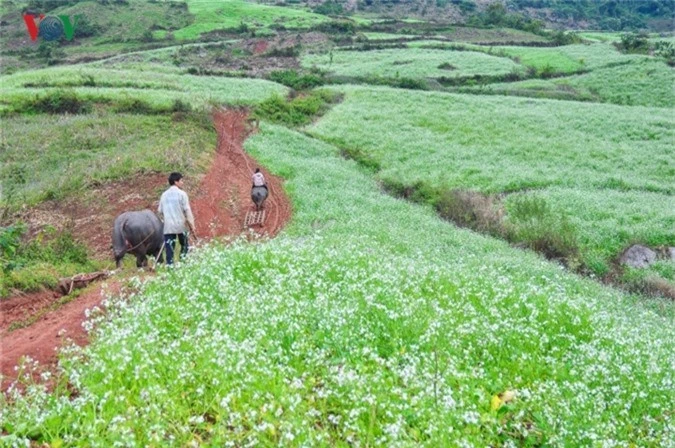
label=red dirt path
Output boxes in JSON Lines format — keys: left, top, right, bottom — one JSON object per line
{"left": 1, "top": 109, "right": 291, "bottom": 390}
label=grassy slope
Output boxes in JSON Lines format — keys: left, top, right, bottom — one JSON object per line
{"left": 2, "top": 123, "right": 673, "bottom": 446}
{"left": 0, "top": 0, "right": 194, "bottom": 72}
{"left": 306, "top": 85, "right": 674, "bottom": 274}
{"left": 0, "top": 65, "right": 288, "bottom": 111}
{"left": 1, "top": 113, "right": 213, "bottom": 207}
{"left": 497, "top": 43, "right": 643, "bottom": 72}
{"left": 173, "top": 0, "right": 328, "bottom": 40}
{"left": 302, "top": 48, "right": 521, "bottom": 79}
{"left": 481, "top": 58, "right": 675, "bottom": 107}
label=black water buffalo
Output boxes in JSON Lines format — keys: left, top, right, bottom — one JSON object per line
{"left": 251, "top": 186, "right": 268, "bottom": 211}
{"left": 112, "top": 210, "right": 164, "bottom": 268}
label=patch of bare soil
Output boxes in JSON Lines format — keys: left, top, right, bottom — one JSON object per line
{"left": 1, "top": 109, "right": 292, "bottom": 390}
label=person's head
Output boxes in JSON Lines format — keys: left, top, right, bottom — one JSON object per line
{"left": 168, "top": 172, "right": 183, "bottom": 186}
{"left": 255, "top": 168, "right": 260, "bottom": 174}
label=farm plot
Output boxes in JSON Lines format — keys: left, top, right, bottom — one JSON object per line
{"left": 475, "top": 58, "right": 675, "bottom": 107}
{"left": 495, "top": 42, "right": 644, "bottom": 73}
{"left": 301, "top": 48, "right": 521, "bottom": 79}
{"left": 306, "top": 85, "right": 674, "bottom": 276}
{"left": 173, "top": 0, "right": 328, "bottom": 40}
{"left": 3, "top": 123, "right": 673, "bottom": 446}
{"left": 0, "top": 66, "right": 288, "bottom": 112}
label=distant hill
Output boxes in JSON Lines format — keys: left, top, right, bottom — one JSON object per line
{"left": 302, "top": 0, "right": 675, "bottom": 31}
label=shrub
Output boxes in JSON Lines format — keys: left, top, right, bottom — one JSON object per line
{"left": 505, "top": 195, "right": 579, "bottom": 263}
{"left": 252, "top": 90, "right": 339, "bottom": 127}
{"left": 0, "top": 224, "right": 93, "bottom": 297}
{"left": 437, "top": 189, "right": 504, "bottom": 235}
{"left": 313, "top": 1, "right": 344, "bottom": 16}
{"left": 268, "top": 69, "right": 325, "bottom": 90}
{"left": 617, "top": 32, "right": 650, "bottom": 53}
{"left": 23, "top": 89, "right": 92, "bottom": 114}
{"left": 171, "top": 99, "right": 192, "bottom": 113}
{"left": 313, "top": 20, "right": 355, "bottom": 35}
{"left": 113, "top": 98, "right": 155, "bottom": 114}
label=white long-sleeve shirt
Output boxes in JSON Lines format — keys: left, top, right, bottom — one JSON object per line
{"left": 158, "top": 186, "right": 195, "bottom": 234}
{"left": 252, "top": 172, "right": 266, "bottom": 187}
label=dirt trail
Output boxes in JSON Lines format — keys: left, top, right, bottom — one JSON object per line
{"left": 1, "top": 109, "right": 291, "bottom": 390}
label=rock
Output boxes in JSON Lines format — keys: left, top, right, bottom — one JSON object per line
{"left": 669, "top": 247, "right": 675, "bottom": 261}
{"left": 620, "top": 245, "right": 657, "bottom": 268}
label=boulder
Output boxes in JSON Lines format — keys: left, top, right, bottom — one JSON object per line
{"left": 620, "top": 245, "right": 657, "bottom": 268}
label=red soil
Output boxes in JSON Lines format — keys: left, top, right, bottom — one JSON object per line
{"left": 1, "top": 109, "right": 291, "bottom": 390}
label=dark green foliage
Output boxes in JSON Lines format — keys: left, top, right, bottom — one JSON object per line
{"left": 252, "top": 90, "right": 340, "bottom": 127}
{"left": 313, "top": 1, "right": 344, "bottom": 16}
{"left": 507, "top": 0, "right": 675, "bottom": 31}
{"left": 36, "top": 42, "right": 66, "bottom": 65}
{"left": 0, "top": 223, "right": 26, "bottom": 271}
{"left": 141, "top": 30, "right": 154, "bottom": 43}
{"left": 25, "top": 0, "right": 79, "bottom": 13}
{"left": 113, "top": 98, "right": 154, "bottom": 114}
{"left": 268, "top": 70, "right": 325, "bottom": 90}
{"left": 0, "top": 223, "right": 93, "bottom": 296}
{"left": 362, "top": 75, "right": 428, "bottom": 90}
{"left": 171, "top": 99, "right": 192, "bottom": 113}
{"left": 467, "top": 2, "right": 544, "bottom": 34}
{"left": 653, "top": 40, "right": 675, "bottom": 66}
{"left": 73, "top": 14, "right": 98, "bottom": 38}
{"left": 313, "top": 20, "right": 356, "bottom": 34}
{"left": 264, "top": 45, "right": 301, "bottom": 58}
{"left": 548, "top": 30, "right": 581, "bottom": 46}
{"left": 22, "top": 89, "right": 92, "bottom": 114}
{"left": 451, "top": 0, "right": 476, "bottom": 13}
{"left": 617, "top": 31, "right": 650, "bottom": 53}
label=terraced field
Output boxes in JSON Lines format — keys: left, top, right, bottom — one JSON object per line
{"left": 306, "top": 85, "right": 674, "bottom": 277}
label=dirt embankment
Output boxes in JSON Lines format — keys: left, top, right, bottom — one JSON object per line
{"left": 1, "top": 109, "right": 291, "bottom": 390}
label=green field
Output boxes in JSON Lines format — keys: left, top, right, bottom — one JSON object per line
{"left": 496, "top": 43, "right": 646, "bottom": 72}
{"left": 306, "top": 85, "right": 674, "bottom": 276}
{"left": 0, "top": 66, "right": 288, "bottom": 112}
{"left": 173, "top": 0, "right": 328, "bottom": 40}
{"left": 302, "top": 48, "right": 521, "bottom": 79}
{"left": 2, "top": 123, "right": 673, "bottom": 446}
{"left": 478, "top": 57, "right": 675, "bottom": 107}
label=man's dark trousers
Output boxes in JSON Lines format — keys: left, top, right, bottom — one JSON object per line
{"left": 164, "top": 233, "right": 188, "bottom": 265}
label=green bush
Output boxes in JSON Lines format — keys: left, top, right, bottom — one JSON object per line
{"left": 313, "top": 20, "right": 355, "bottom": 35}
{"left": 113, "top": 98, "right": 155, "bottom": 114}
{"left": 505, "top": 195, "right": 579, "bottom": 263}
{"left": 268, "top": 70, "right": 325, "bottom": 90}
{"left": 22, "top": 89, "right": 92, "bottom": 114}
{"left": 0, "top": 224, "right": 94, "bottom": 297}
{"left": 252, "top": 90, "right": 339, "bottom": 127}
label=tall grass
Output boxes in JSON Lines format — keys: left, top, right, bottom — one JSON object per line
{"left": 0, "top": 112, "right": 215, "bottom": 208}
{"left": 2, "top": 123, "right": 673, "bottom": 446}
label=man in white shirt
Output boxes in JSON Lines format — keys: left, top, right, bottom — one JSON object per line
{"left": 158, "top": 172, "right": 196, "bottom": 265}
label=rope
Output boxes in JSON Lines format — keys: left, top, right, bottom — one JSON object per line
{"left": 121, "top": 219, "right": 156, "bottom": 252}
